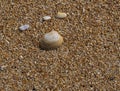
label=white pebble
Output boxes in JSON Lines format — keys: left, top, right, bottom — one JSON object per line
{"left": 19, "top": 24, "right": 30, "bottom": 31}
{"left": 43, "top": 16, "right": 51, "bottom": 21}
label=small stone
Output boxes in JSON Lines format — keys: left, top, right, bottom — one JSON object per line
{"left": 19, "top": 24, "right": 30, "bottom": 31}
{"left": 56, "top": 12, "right": 67, "bottom": 19}
{"left": 40, "top": 31, "right": 63, "bottom": 50}
{"left": 43, "top": 16, "right": 51, "bottom": 21}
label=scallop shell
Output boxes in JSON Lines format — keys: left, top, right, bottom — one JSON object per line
{"left": 40, "top": 31, "right": 63, "bottom": 50}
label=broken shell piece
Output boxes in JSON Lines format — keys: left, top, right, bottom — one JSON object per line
{"left": 40, "top": 31, "right": 63, "bottom": 50}
{"left": 43, "top": 16, "right": 51, "bottom": 21}
{"left": 19, "top": 24, "right": 30, "bottom": 31}
{"left": 56, "top": 12, "right": 67, "bottom": 19}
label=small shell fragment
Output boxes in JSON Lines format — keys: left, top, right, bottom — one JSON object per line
{"left": 40, "top": 31, "right": 63, "bottom": 50}
{"left": 56, "top": 12, "right": 67, "bottom": 19}
{"left": 43, "top": 16, "right": 51, "bottom": 21}
{"left": 19, "top": 24, "right": 30, "bottom": 31}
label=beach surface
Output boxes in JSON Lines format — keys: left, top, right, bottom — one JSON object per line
{"left": 0, "top": 0, "right": 120, "bottom": 91}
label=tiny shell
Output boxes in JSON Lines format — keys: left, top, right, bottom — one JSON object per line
{"left": 19, "top": 24, "right": 30, "bottom": 31}
{"left": 40, "top": 31, "right": 63, "bottom": 50}
{"left": 56, "top": 12, "right": 67, "bottom": 19}
{"left": 43, "top": 16, "right": 51, "bottom": 21}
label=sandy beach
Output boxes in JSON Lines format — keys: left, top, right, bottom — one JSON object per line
{"left": 0, "top": 0, "right": 120, "bottom": 91}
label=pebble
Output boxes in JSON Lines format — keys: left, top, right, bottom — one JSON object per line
{"left": 56, "top": 12, "right": 67, "bottom": 19}
{"left": 19, "top": 24, "right": 30, "bottom": 31}
{"left": 43, "top": 16, "right": 51, "bottom": 21}
{"left": 40, "top": 30, "right": 63, "bottom": 50}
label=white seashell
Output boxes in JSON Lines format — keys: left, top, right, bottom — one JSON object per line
{"left": 19, "top": 24, "right": 30, "bottom": 31}
{"left": 56, "top": 12, "right": 67, "bottom": 19}
{"left": 43, "top": 16, "right": 51, "bottom": 21}
{"left": 40, "top": 31, "right": 63, "bottom": 50}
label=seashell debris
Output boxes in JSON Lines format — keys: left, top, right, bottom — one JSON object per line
{"left": 43, "top": 16, "right": 51, "bottom": 21}
{"left": 56, "top": 12, "right": 67, "bottom": 19}
{"left": 40, "top": 30, "right": 63, "bottom": 50}
{"left": 19, "top": 24, "right": 30, "bottom": 31}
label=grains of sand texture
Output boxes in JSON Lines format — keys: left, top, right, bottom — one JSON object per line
{"left": 0, "top": 0, "right": 120, "bottom": 91}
